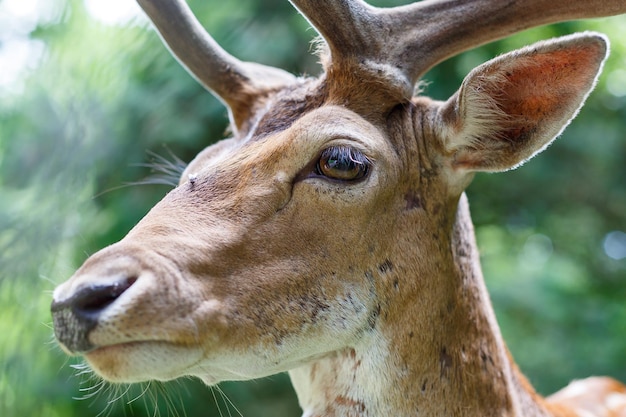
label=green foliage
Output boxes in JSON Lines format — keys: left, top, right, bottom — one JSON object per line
{"left": 1, "top": 0, "right": 624, "bottom": 415}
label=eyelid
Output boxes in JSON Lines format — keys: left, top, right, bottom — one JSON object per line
{"left": 320, "top": 146, "right": 371, "bottom": 165}
{"left": 323, "top": 137, "right": 373, "bottom": 157}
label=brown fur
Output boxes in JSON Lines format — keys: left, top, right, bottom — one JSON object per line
{"left": 51, "top": 1, "right": 626, "bottom": 416}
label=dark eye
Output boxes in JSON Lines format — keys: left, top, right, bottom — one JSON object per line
{"left": 316, "top": 146, "right": 371, "bottom": 181}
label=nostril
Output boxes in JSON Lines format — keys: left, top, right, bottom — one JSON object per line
{"left": 51, "top": 276, "right": 138, "bottom": 320}
{"left": 73, "top": 276, "right": 138, "bottom": 314}
{"left": 51, "top": 276, "right": 137, "bottom": 353}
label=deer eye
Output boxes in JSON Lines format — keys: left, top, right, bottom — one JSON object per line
{"left": 316, "top": 146, "right": 371, "bottom": 181}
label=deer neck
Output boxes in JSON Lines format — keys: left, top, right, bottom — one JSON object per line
{"left": 289, "top": 194, "right": 550, "bottom": 417}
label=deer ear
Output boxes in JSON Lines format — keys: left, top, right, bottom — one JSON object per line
{"left": 439, "top": 33, "right": 608, "bottom": 173}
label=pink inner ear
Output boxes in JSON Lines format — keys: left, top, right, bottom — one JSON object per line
{"left": 498, "top": 47, "right": 601, "bottom": 126}
{"left": 451, "top": 36, "right": 606, "bottom": 173}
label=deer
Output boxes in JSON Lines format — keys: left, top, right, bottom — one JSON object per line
{"left": 51, "top": 0, "right": 626, "bottom": 415}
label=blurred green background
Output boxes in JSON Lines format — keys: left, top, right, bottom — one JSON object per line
{"left": 1, "top": 0, "right": 625, "bottom": 416}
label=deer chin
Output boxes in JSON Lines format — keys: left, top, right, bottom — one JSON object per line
{"left": 84, "top": 341, "right": 204, "bottom": 383}
{"left": 82, "top": 332, "right": 324, "bottom": 385}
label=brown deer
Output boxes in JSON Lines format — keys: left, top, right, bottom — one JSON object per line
{"left": 51, "top": 0, "right": 626, "bottom": 415}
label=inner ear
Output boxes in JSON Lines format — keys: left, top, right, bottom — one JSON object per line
{"left": 439, "top": 33, "right": 608, "bottom": 173}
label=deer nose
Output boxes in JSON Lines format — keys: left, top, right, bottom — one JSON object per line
{"left": 51, "top": 277, "right": 136, "bottom": 353}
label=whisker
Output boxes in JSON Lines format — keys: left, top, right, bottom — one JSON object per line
{"left": 126, "top": 381, "right": 152, "bottom": 405}
{"left": 92, "top": 148, "right": 187, "bottom": 198}
{"left": 91, "top": 183, "right": 139, "bottom": 199}
{"left": 44, "top": 331, "right": 58, "bottom": 346}
{"left": 133, "top": 148, "right": 187, "bottom": 187}
{"left": 78, "top": 379, "right": 106, "bottom": 393}
{"left": 160, "top": 382, "right": 185, "bottom": 417}
{"left": 94, "top": 384, "right": 116, "bottom": 417}
{"left": 141, "top": 384, "right": 157, "bottom": 417}
{"left": 39, "top": 274, "right": 58, "bottom": 286}
{"left": 107, "top": 384, "right": 133, "bottom": 405}
{"left": 216, "top": 385, "right": 244, "bottom": 417}
{"left": 211, "top": 386, "right": 225, "bottom": 417}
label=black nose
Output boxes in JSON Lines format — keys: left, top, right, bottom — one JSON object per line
{"left": 51, "top": 277, "right": 136, "bottom": 353}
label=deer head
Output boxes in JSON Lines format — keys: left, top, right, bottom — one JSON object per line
{"left": 51, "top": 0, "right": 626, "bottom": 415}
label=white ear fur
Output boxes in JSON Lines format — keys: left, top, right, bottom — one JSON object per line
{"left": 438, "top": 32, "right": 608, "bottom": 173}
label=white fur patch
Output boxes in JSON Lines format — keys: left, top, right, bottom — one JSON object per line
{"left": 607, "top": 392, "right": 626, "bottom": 410}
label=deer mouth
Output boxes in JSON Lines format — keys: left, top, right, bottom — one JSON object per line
{"left": 86, "top": 340, "right": 155, "bottom": 353}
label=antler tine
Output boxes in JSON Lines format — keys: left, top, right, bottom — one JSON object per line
{"left": 137, "top": 0, "right": 295, "bottom": 132}
{"left": 382, "top": 0, "right": 626, "bottom": 84}
{"left": 288, "top": 0, "right": 379, "bottom": 57}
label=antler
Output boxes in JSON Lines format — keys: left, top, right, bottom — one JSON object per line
{"left": 136, "top": 0, "right": 295, "bottom": 133}
{"left": 139, "top": 0, "right": 626, "bottom": 117}
{"left": 291, "top": 0, "right": 626, "bottom": 99}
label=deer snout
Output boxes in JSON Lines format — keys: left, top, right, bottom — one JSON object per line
{"left": 50, "top": 244, "right": 193, "bottom": 361}
{"left": 51, "top": 277, "right": 137, "bottom": 353}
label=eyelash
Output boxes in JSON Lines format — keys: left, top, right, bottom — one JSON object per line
{"left": 315, "top": 146, "right": 371, "bottom": 182}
